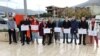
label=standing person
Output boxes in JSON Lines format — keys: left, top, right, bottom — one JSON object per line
{"left": 46, "top": 18, "right": 53, "bottom": 45}
{"left": 88, "top": 17, "right": 99, "bottom": 47}
{"left": 7, "top": 16, "right": 17, "bottom": 44}
{"left": 20, "top": 17, "right": 30, "bottom": 45}
{"left": 31, "top": 18, "right": 39, "bottom": 44}
{"left": 62, "top": 17, "right": 71, "bottom": 43}
{"left": 70, "top": 16, "right": 79, "bottom": 45}
{"left": 39, "top": 19, "right": 46, "bottom": 45}
{"left": 79, "top": 17, "right": 88, "bottom": 45}
{"left": 28, "top": 16, "right": 33, "bottom": 42}
{"left": 52, "top": 18, "right": 61, "bottom": 43}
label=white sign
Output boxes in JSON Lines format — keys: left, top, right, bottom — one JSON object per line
{"left": 31, "top": 25, "right": 38, "bottom": 30}
{"left": 78, "top": 29, "right": 87, "bottom": 34}
{"left": 88, "top": 30, "right": 98, "bottom": 36}
{"left": 21, "top": 25, "right": 29, "bottom": 31}
{"left": 44, "top": 28, "right": 51, "bottom": 34}
{"left": 63, "top": 28, "right": 70, "bottom": 33}
{"left": 54, "top": 27, "right": 62, "bottom": 32}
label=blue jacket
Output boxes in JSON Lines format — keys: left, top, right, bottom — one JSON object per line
{"left": 70, "top": 20, "right": 79, "bottom": 33}
{"left": 7, "top": 20, "right": 16, "bottom": 29}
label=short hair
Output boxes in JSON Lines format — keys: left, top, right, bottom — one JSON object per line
{"left": 91, "top": 15, "right": 95, "bottom": 18}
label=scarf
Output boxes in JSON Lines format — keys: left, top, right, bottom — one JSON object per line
{"left": 91, "top": 21, "right": 95, "bottom": 30}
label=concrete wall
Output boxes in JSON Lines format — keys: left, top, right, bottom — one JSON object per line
{"left": 0, "top": 32, "right": 9, "bottom": 42}
{"left": 0, "top": 24, "right": 8, "bottom": 30}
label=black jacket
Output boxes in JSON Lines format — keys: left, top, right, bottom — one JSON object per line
{"left": 46, "top": 21, "right": 53, "bottom": 28}
{"left": 20, "top": 19, "right": 31, "bottom": 33}
{"left": 79, "top": 20, "right": 88, "bottom": 29}
{"left": 20, "top": 20, "right": 30, "bottom": 25}
{"left": 46, "top": 21, "right": 53, "bottom": 33}
{"left": 62, "top": 20, "right": 71, "bottom": 28}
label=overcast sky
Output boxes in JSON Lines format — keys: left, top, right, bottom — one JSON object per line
{"left": 0, "top": 0, "right": 88, "bottom": 11}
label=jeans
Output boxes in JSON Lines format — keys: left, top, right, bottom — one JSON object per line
{"left": 63, "top": 33, "right": 69, "bottom": 43}
{"left": 70, "top": 33, "right": 78, "bottom": 44}
{"left": 54, "top": 32, "right": 60, "bottom": 42}
{"left": 32, "top": 32, "right": 38, "bottom": 42}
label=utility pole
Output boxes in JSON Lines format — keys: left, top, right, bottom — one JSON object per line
{"left": 24, "top": 0, "right": 28, "bottom": 19}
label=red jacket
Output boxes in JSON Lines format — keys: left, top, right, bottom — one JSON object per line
{"left": 31, "top": 20, "right": 39, "bottom": 32}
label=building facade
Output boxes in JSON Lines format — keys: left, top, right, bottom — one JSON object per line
{"left": 46, "top": 6, "right": 91, "bottom": 18}
{"left": 46, "top": 6, "right": 65, "bottom": 17}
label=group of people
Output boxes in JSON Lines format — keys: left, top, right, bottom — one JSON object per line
{"left": 7, "top": 15, "right": 99, "bottom": 47}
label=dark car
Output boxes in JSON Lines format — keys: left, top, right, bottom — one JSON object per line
{"left": 0, "top": 17, "right": 7, "bottom": 24}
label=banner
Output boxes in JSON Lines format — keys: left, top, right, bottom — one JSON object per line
{"left": 88, "top": 30, "right": 98, "bottom": 36}
{"left": 63, "top": 28, "right": 70, "bottom": 34}
{"left": 44, "top": 28, "right": 51, "bottom": 34}
{"left": 54, "top": 27, "right": 62, "bottom": 32}
{"left": 78, "top": 29, "right": 87, "bottom": 34}
{"left": 31, "top": 25, "right": 38, "bottom": 30}
{"left": 21, "top": 25, "right": 29, "bottom": 31}
{"left": 15, "top": 14, "right": 24, "bottom": 26}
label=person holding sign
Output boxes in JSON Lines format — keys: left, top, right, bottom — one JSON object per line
{"left": 46, "top": 19, "right": 53, "bottom": 45}
{"left": 62, "top": 17, "right": 71, "bottom": 43}
{"left": 39, "top": 19, "right": 47, "bottom": 45}
{"left": 31, "top": 18, "right": 39, "bottom": 44}
{"left": 70, "top": 16, "right": 79, "bottom": 45}
{"left": 52, "top": 18, "right": 62, "bottom": 43}
{"left": 88, "top": 17, "right": 99, "bottom": 47}
{"left": 28, "top": 16, "right": 34, "bottom": 42}
{"left": 20, "top": 18, "right": 30, "bottom": 45}
{"left": 78, "top": 17, "right": 88, "bottom": 45}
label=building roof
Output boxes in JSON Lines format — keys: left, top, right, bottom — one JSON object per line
{"left": 46, "top": 6, "right": 60, "bottom": 8}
